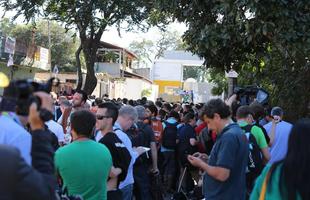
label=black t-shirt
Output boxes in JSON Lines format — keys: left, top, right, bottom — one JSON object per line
{"left": 99, "top": 132, "right": 131, "bottom": 184}
{"left": 177, "top": 124, "right": 197, "bottom": 165}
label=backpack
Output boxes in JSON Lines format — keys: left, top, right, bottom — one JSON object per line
{"left": 126, "top": 123, "right": 151, "bottom": 165}
{"left": 241, "top": 125, "right": 264, "bottom": 190}
{"left": 126, "top": 123, "right": 148, "bottom": 147}
{"left": 162, "top": 121, "right": 178, "bottom": 149}
{"left": 151, "top": 119, "right": 164, "bottom": 143}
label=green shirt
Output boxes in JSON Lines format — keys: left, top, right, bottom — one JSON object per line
{"left": 55, "top": 140, "right": 112, "bottom": 200}
{"left": 239, "top": 121, "right": 268, "bottom": 149}
{"left": 250, "top": 164, "right": 301, "bottom": 200}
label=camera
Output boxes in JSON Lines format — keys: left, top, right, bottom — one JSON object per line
{"left": 234, "top": 86, "right": 269, "bottom": 106}
{"left": 1, "top": 78, "right": 59, "bottom": 121}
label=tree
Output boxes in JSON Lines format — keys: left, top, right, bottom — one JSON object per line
{"left": 161, "top": 0, "right": 310, "bottom": 121}
{"left": 0, "top": 0, "right": 169, "bottom": 94}
{"left": 128, "top": 29, "right": 185, "bottom": 68}
{"left": 1, "top": 18, "right": 78, "bottom": 72}
{"left": 183, "top": 65, "right": 206, "bottom": 82}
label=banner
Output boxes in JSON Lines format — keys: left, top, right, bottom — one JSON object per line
{"left": 40, "top": 47, "right": 49, "bottom": 64}
{"left": 4, "top": 37, "right": 16, "bottom": 54}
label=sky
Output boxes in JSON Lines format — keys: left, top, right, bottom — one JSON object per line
{"left": 0, "top": 7, "right": 188, "bottom": 49}
{"left": 102, "top": 22, "right": 187, "bottom": 49}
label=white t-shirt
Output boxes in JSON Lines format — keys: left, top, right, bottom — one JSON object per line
{"left": 46, "top": 120, "right": 65, "bottom": 143}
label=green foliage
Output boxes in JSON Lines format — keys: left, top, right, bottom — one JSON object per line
{"left": 0, "top": 19, "right": 79, "bottom": 72}
{"left": 160, "top": 0, "right": 310, "bottom": 121}
{"left": 1, "top": 0, "right": 169, "bottom": 94}
{"left": 0, "top": 18, "right": 15, "bottom": 35}
{"left": 141, "top": 88, "right": 152, "bottom": 97}
{"left": 128, "top": 30, "right": 186, "bottom": 68}
{"left": 183, "top": 66, "right": 206, "bottom": 82}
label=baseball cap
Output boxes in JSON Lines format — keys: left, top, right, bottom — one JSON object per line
{"left": 271, "top": 107, "right": 284, "bottom": 116}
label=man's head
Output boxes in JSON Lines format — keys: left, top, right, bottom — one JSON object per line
{"left": 168, "top": 110, "right": 180, "bottom": 121}
{"left": 117, "top": 105, "right": 138, "bottom": 131}
{"left": 135, "top": 105, "right": 147, "bottom": 121}
{"left": 173, "top": 103, "right": 182, "bottom": 112}
{"left": 155, "top": 100, "right": 163, "bottom": 109}
{"left": 271, "top": 106, "right": 284, "bottom": 121}
{"left": 70, "top": 110, "right": 96, "bottom": 139}
{"left": 249, "top": 102, "right": 265, "bottom": 122}
{"left": 163, "top": 102, "right": 172, "bottom": 113}
{"left": 183, "top": 112, "right": 196, "bottom": 127}
{"left": 201, "top": 99, "right": 231, "bottom": 132}
{"left": 60, "top": 99, "right": 72, "bottom": 113}
{"left": 236, "top": 105, "right": 254, "bottom": 124}
{"left": 96, "top": 102, "right": 119, "bottom": 132}
{"left": 145, "top": 104, "right": 158, "bottom": 118}
{"left": 72, "top": 90, "right": 87, "bottom": 108}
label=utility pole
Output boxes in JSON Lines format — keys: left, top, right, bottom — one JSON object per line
{"left": 225, "top": 68, "right": 238, "bottom": 97}
{"left": 48, "top": 20, "right": 52, "bottom": 77}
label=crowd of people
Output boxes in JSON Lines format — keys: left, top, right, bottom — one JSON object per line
{"left": 0, "top": 82, "right": 309, "bottom": 200}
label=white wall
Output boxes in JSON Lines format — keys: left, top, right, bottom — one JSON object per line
{"left": 153, "top": 59, "right": 204, "bottom": 81}
{"left": 153, "top": 61, "right": 182, "bottom": 81}
{"left": 125, "top": 78, "right": 152, "bottom": 100}
{"left": 113, "top": 78, "right": 153, "bottom": 100}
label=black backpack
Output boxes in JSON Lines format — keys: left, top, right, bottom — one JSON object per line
{"left": 126, "top": 123, "right": 151, "bottom": 165}
{"left": 126, "top": 123, "right": 148, "bottom": 147}
{"left": 162, "top": 121, "right": 178, "bottom": 149}
{"left": 241, "top": 125, "right": 264, "bottom": 190}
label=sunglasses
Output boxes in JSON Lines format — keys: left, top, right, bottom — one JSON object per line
{"left": 96, "top": 115, "right": 111, "bottom": 120}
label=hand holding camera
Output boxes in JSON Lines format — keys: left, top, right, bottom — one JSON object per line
{"left": 28, "top": 92, "right": 54, "bottom": 131}
{"left": 272, "top": 115, "right": 281, "bottom": 124}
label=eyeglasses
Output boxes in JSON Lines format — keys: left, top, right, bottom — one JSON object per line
{"left": 96, "top": 115, "right": 111, "bottom": 120}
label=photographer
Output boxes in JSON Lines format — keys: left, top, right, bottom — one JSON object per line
{"left": 264, "top": 107, "right": 292, "bottom": 164}
{"left": 0, "top": 82, "right": 32, "bottom": 164}
{"left": 0, "top": 90, "right": 57, "bottom": 199}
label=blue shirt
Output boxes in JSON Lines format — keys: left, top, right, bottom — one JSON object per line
{"left": 0, "top": 113, "right": 32, "bottom": 165}
{"left": 113, "top": 121, "right": 137, "bottom": 189}
{"left": 264, "top": 120, "right": 292, "bottom": 164}
{"left": 204, "top": 123, "right": 248, "bottom": 200}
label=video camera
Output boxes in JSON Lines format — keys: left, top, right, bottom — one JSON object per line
{"left": 1, "top": 78, "right": 59, "bottom": 121}
{"left": 234, "top": 86, "right": 269, "bottom": 106}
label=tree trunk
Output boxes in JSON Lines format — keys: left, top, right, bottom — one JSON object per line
{"left": 75, "top": 44, "right": 83, "bottom": 91}
{"left": 81, "top": 39, "right": 99, "bottom": 95}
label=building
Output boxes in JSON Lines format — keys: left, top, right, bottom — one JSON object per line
{"left": 153, "top": 50, "right": 220, "bottom": 103}
{"left": 94, "top": 41, "right": 157, "bottom": 100}
{"left": 0, "top": 32, "right": 51, "bottom": 95}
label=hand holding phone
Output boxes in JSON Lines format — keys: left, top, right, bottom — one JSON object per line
{"left": 273, "top": 115, "right": 281, "bottom": 124}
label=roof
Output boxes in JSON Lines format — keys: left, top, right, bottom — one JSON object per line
{"left": 122, "top": 70, "right": 152, "bottom": 84}
{"left": 159, "top": 50, "right": 203, "bottom": 61}
{"left": 99, "top": 41, "right": 137, "bottom": 59}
